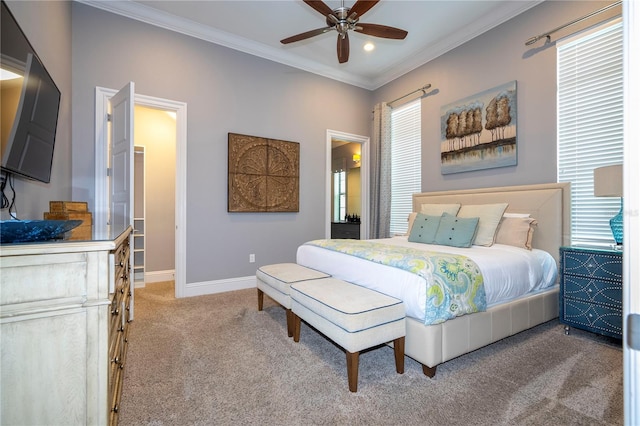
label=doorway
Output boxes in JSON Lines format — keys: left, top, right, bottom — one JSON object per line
{"left": 325, "top": 130, "right": 369, "bottom": 240}
{"left": 133, "top": 105, "right": 176, "bottom": 286}
{"left": 94, "top": 87, "right": 187, "bottom": 298}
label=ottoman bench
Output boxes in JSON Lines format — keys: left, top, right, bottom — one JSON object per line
{"left": 290, "top": 278, "right": 406, "bottom": 392}
{"left": 256, "top": 263, "right": 329, "bottom": 337}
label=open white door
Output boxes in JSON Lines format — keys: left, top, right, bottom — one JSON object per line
{"left": 95, "top": 87, "right": 186, "bottom": 300}
{"left": 109, "top": 82, "right": 134, "bottom": 233}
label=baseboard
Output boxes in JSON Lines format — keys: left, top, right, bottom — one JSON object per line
{"left": 136, "top": 273, "right": 257, "bottom": 296}
{"left": 181, "top": 275, "right": 256, "bottom": 298}
{"left": 134, "top": 270, "right": 175, "bottom": 288}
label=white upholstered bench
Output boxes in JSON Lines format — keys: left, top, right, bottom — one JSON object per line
{"left": 290, "top": 278, "right": 406, "bottom": 392}
{"left": 256, "top": 263, "right": 330, "bottom": 337}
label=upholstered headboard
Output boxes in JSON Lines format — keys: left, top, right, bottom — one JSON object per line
{"left": 412, "top": 183, "right": 571, "bottom": 265}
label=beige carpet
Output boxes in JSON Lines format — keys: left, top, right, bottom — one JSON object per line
{"left": 119, "top": 281, "right": 623, "bottom": 425}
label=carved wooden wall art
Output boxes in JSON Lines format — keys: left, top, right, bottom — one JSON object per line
{"left": 228, "top": 133, "right": 300, "bottom": 212}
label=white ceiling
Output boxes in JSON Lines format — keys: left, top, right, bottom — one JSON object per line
{"left": 79, "top": 0, "right": 542, "bottom": 90}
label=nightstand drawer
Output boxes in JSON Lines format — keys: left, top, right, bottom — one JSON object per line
{"left": 562, "top": 299, "right": 622, "bottom": 338}
{"left": 562, "top": 275, "right": 623, "bottom": 307}
{"left": 562, "top": 251, "right": 622, "bottom": 281}
{"left": 331, "top": 222, "right": 360, "bottom": 239}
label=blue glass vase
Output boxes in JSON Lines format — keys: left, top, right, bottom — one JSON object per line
{"left": 610, "top": 198, "right": 623, "bottom": 245}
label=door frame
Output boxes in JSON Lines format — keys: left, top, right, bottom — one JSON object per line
{"left": 94, "top": 87, "right": 187, "bottom": 298}
{"left": 325, "top": 129, "right": 370, "bottom": 239}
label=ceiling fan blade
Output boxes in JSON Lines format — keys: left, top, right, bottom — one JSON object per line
{"left": 281, "top": 27, "right": 333, "bottom": 44}
{"left": 337, "top": 33, "right": 350, "bottom": 63}
{"left": 349, "top": 0, "right": 379, "bottom": 19}
{"left": 303, "top": 0, "right": 335, "bottom": 18}
{"left": 355, "top": 23, "right": 408, "bottom": 40}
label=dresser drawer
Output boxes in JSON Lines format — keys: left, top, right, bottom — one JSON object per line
{"left": 562, "top": 275, "right": 622, "bottom": 307}
{"left": 561, "top": 251, "right": 622, "bottom": 281}
{"left": 562, "top": 298, "right": 622, "bottom": 339}
{"left": 109, "top": 366, "right": 124, "bottom": 425}
{"left": 0, "top": 252, "right": 89, "bottom": 307}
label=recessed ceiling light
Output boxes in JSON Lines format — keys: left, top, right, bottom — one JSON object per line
{"left": 364, "top": 42, "right": 375, "bottom": 52}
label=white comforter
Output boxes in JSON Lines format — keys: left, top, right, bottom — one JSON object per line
{"left": 296, "top": 236, "right": 558, "bottom": 322}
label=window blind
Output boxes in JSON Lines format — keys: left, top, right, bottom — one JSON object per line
{"left": 390, "top": 99, "right": 421, "bottom": 235}
{"left": 557, "top": 20, "right": 623, "bottom": 245}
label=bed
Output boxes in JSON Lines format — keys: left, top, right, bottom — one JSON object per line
{"left": 297, "top": 183, "right": 571, "bottom": 377}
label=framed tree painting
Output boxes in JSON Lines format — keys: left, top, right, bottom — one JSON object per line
{"left": 228, "top": 133, "right": 299, "bottom": 212}
{"left": 440, "top": 81, "right": 517, "bottom": 174}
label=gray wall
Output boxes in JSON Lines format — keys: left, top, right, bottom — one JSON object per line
{"left": 8, "top": 1, "right": 618, "bottom": 285}
{"left": 2, "top": 1, "right": 72, "bottom": 221}
{"left": 372, "top": 1, "right": 618, "bottom": 193}
{"left": 70, "top": 3, "right": 372, "bottom": 282}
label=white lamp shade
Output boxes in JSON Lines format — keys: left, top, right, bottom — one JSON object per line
{"left": 594, "top": 164, "right": 623, "bottom": 197}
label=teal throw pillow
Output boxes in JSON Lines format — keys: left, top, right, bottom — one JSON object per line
{"left": 434, "top": 213, "right": 479, "bottom": 248}
{"left": 408, "top": 213, "right": 441, "bottom": 244}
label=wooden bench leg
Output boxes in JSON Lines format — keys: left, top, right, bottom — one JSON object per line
{"left": 293, "top": 313, "right": 301, "bottom": 342}
{"left": 422, "top": 364, "right": 437, "bottom": 378}
{"left": 346, "top": 351, "right": 360, "bottom": 392}
{"left": 393, "top": 337, "right": 405, "bottom": 374}
{"left": 286, "top": 309, "right": 294, "bottom": 338}
{"left": 257, "top": 288, "right": 264, "bottom": 311}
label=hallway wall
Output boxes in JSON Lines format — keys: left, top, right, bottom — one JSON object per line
{"left": 134, "top": 105, "right": 176, "bottom": 273}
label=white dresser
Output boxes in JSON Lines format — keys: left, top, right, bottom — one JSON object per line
{"left": 0, "top": 226, "right": 133, "bottom": 425}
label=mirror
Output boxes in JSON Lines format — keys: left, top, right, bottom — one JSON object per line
{"left": 330, "top": 139, "right": 361, "bottom": 238}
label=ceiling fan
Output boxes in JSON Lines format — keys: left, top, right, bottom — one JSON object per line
{"left": 280, "top": 0, "right": 408, "bottom": 64}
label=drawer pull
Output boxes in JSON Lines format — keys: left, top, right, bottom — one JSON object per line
{"left": 119, "top": 261, "right": 124, "bottom": 267}
{"left": 112, "top": 356, "right": 120, "bottom": 364}
{"left": 112, "top": 404, "right": 119, "bottom": 413}
{"left": 112, "top": 308, "right": 119, "bottom": 315}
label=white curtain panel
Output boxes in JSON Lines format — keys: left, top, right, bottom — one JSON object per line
{"left": 370, "top": 102, "right": 392, "bottom": 239}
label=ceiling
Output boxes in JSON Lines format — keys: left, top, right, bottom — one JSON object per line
{"left": 79, "top": 0, "right": 542, "bottom": 90}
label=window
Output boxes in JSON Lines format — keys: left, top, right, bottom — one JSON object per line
{"left": 557, "top": 20, "right": 623, "bottom": 245}
{"left": 390, "top": 99, "right": 421, "bottom": 235}
{"left": 333, "top": 170, "right": 346, "bottom": 222}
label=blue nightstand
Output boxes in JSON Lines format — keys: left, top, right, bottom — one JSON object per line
{"left": 559, "top": 246, "right": 623, "bottom": 339}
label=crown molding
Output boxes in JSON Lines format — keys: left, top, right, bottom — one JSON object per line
{"left": 76, "top": 0, "right": 543, "bottom": 91}
{"left": 370, "top": 0, "right": 543, "bottom": 88}
{"left": 75, "top": 0, "right": 374, "bottom": 89}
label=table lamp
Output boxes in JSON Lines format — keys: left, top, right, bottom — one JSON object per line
{"left": 594, "top": 164, "right": 623, "bottom": 245}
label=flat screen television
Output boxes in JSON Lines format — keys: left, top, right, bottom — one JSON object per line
{"left": 1, "top": 1, "right": 61, "bottom": 183}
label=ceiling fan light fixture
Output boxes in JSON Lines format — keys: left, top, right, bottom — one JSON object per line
{"left": 364, "top": 42, "right": 375, "bottom": 51}
{"left": 282, "top": 0, "right": 408, "bottom": 63}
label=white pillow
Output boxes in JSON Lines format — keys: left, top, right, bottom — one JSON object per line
{"left": 457, "top": 203, "right": 509, "bottom": 246}
{"left": 420, "top": 203, "right": 461, "bottom": 216}
{"left": 496, "top": 217, "right": 538, "bottom": 250}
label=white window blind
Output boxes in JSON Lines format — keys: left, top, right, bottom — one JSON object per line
{"left": 557, "top": 20, "right": 623, "bottom": 245}
{"left": 390, "top": 99, "right": 421, "bottom": 235}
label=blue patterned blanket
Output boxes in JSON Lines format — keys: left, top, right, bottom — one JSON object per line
{"left": 304, "top": 239, "right": 486, "bottom": 325}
